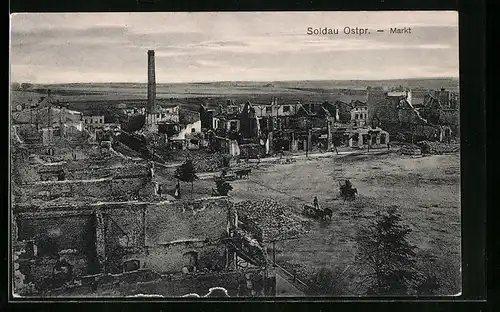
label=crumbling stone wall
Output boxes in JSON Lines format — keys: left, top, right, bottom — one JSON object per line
{"left": 439, "top": 109, "right": 460, "bottom": 136}
{"left": 27, "top": 254, "right": 89, "bottom": 292}
{"left": 13, "top": 198, "right": 235, "bottom": 294}
{"left": 67, "top": 164, "right": 149, "bottom": 180}
{"left": 44, "top": 268, "right": 274, "bottom": 297}
{"left": 104, "top": 207, "right": 145, "bottom": 273}
{"left": 16, "top": 215, "right": 94, "bottom": 256}
{"left": 24, "top": 176, "right": 151, "bottom": 201}
{"left": 145, "top": 199, "right": 233, "bottom": 245}
{"left": 129, "top": 269, "right": 274, "bottom": 297}
{"left": 367, "top": 91, "right": 400, "bottom": 131}
{"left": 123, "top": 243, "right": 227, "bottom": 274}
{"left": 102, "top": 198, "right": 233, "bottom": 274}
{"left": 14, "top": 214, "right": 96, "bottom": 292}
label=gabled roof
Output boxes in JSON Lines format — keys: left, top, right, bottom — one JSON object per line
{"left": 351, "top": 100, "right": 367, "bottom": 107}
{"left": 295, "top": 104, "right": 314, "bottom": 117}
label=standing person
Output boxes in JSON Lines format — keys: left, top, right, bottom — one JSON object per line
{"left": 313, "top": 196, "right": 319, "bottom": 210}
{"left": 387, "top": 141, "right": 390, "bottom": 151}
{"left": 174, "top": 180, "right": 180, "bottom": 199}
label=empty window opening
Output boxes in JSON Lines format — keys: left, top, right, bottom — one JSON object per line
{"left": 123, "top": 259, "right": 140, "bottom": 272}
{"left": 362, "top": 134, "right": 369, "bottom": 144}
{"left": 380, "top": 134, "right": 386, "bottom": 144}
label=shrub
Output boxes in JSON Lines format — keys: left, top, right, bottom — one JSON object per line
{"left": 309, "top": 267, "right": 348, "bottom": 296}
{"left": 213, "top": 176, "right": 233, "bottom": 196}
{"left": 415, "top": 249, "right": 459, "bottom": 296}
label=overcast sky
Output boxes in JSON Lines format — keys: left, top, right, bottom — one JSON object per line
{"left": 10, "top": 12, "right": 459, "bottom": 84}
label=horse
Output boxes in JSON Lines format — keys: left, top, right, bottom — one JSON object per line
{"left": 323, "top": 207, "right": 333, "bottom": 220}
{"left": 343, "top": 188, "right": 357, "bottom": 201}
{"left": 314, "top": 207, "right": 333, "bottom": 221}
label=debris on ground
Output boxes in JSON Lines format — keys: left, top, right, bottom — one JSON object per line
{"left": 416, "top": 141, "right": 460, "bottom": 154}
{"left": 180, "top": 151, "right": 231, "bottom": 172}
{"left": 400, "top": 144, "right": 422, "bottom": 156}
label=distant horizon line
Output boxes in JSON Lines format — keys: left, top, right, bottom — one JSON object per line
{"left": 14, "top": 77, "right": 459, "bottom": 86}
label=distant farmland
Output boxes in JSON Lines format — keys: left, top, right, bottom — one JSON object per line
{"left": 11, "top": 78, "right": 458, "bottom": 113}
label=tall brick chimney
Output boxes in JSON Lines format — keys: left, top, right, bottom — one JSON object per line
{"left": 147, "top": 50, "right": 156, "bottom": 114}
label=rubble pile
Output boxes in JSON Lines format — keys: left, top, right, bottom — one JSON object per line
{"left": 233, "top": 199, "right": 309, "bottom": 243}
{"left": 417, "top": 141, "right": 460, "bottom": 154}
{"left": 183, "top": 151, "right": 231, "bottom": 172}
{"left": 400, "top": 144, "right": 422, "bottom": 156}
{"left": 239, "top": 144, "right": 265, "bottom": 160}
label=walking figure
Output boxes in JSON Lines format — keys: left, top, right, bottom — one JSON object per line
{"left": 313, "top": 196, "right": 319, "bottom": 210}
{"left": 174, "top": 181, "right": 180, "bottom": 199}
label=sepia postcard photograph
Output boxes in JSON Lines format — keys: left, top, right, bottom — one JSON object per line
{"left": 10, "top": 11, "right": 461, "bottom": 298}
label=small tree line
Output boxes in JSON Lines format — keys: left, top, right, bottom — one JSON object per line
{"left": 11, "top": 82, "right": 34, "bottom": 91}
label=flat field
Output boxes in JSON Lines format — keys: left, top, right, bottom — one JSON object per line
{"left": 10, "top": 77, "right": 459, "bottom": 113}
{"left": 228, "top": 152, "right": 461, "bottom": 295}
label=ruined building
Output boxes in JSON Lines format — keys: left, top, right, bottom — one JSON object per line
{"left": 12, "top": 196, "right": 276, "bottom": 297}
{"left": 350, "top": 100, "right": 368, "bottom": 127}
{"left": 366, "top": 88, "right": 405, "bottom": 131}
{"left": 11, "top": 127, "right": 273, "bottom": 296}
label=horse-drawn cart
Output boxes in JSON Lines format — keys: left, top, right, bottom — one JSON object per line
{"left": 302, "top": 204, "right": 332, "bottom": 220}
{"left": 234, "top": 168, "right": 251, "bottom": 179}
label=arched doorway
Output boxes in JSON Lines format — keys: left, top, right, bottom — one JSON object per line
{"left": 182, "top": 251, "right": 198, "bottom": 273}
